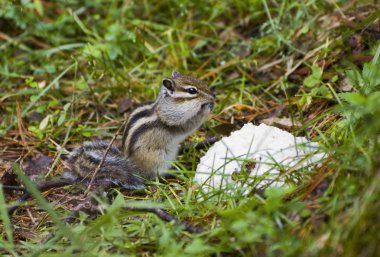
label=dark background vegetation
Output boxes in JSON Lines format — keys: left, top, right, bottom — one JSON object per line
{"left": 0, "top": 0, "right": 379, "bottom": 256}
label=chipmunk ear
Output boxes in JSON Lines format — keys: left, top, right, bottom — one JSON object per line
{"left": 163, "top": 78, "right": 175, "bottom": 93}
{"left": 172, "top": 71, "right": 181, "bottom": 78}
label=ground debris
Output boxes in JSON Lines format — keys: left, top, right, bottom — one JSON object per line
{"left": 22, "top": 153, "right": 53, "bottom": 180}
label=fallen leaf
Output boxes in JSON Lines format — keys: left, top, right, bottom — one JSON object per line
{"left": 39, "top": 115, "right": 51, "bottom": 130}
{"left": 260, "top": 117, "right": 302, "bottom": 128}
{"left": 22, "top": 153, "right": 53, "bottom": 180}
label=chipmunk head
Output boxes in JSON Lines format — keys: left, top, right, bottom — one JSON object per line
{"left": 157, "top": 71, "right": 215, "bottom": 127}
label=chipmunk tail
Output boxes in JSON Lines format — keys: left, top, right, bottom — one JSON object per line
{"left": 66, "top": 140, "right": 145, "bottom": 189}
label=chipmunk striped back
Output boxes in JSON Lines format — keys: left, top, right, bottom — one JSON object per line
{"left": 67, "top": 72, "right": 215, "bottom": 188}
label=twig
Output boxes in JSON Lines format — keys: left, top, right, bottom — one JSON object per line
{"left": 65, "top": 203, "right": 203, "bottom": 233}
{"left": 2, "top": 185, "right": 26, "bottom": 191}
{"left": 123, "top": 207, "right": 203, "bottom": 234}
{"left": 16, "top": 101, "right": 29, "bottom": 148}
{"left": 85, "top": 120, "right": 127, "bottom": 194}
{"left": 6, "top": 175, "right": 204, "bottom": 233}
{"left": 257, "top": 58, "right": 283, "bottom": 72}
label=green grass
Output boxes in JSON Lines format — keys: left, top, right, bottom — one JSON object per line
{"left": 0, "top": 0, "right": 379, "bottom": 256}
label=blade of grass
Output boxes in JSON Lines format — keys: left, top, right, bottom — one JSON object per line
{"left": 0, "top": 185, "right": 17, "bottom": 256}
{"left": 46, "top": 124, "right": 72, "bottom": 177}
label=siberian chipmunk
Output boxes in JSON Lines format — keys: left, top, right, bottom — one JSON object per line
{"left": 67, "top": 71, "right": 215, "bottom": 189}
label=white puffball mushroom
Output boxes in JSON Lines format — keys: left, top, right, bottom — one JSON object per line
{"left": 194, "top": 123, "right": 324, "bottom": 193}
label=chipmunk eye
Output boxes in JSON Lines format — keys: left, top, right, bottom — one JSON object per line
{"left": 186, "top": 87, "right": 198, "bottom": 95}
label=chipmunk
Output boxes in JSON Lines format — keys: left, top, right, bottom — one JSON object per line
{"left": 67, "top": 71, "right": 215, "bottom": 189}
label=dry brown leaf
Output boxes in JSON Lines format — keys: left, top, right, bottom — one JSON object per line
{"left": 22, "top": 153, "right": 53, "bottom": 180}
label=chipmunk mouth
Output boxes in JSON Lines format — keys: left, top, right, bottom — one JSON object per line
{"left": 201, "top": 102, "right": 214, "bottom": 111}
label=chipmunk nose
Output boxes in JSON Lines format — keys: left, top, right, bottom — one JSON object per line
{"left": 206, "top": 95, "right": 216, "bottom": 105}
